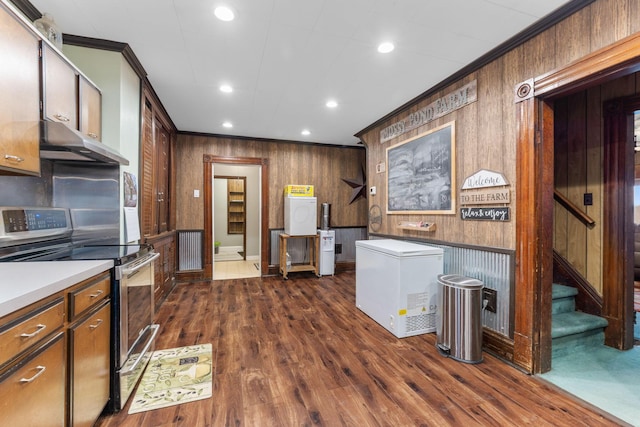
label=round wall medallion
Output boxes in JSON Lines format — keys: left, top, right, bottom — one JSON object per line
{"left": 369, "top": 205, "right": 382, "bottom": 231}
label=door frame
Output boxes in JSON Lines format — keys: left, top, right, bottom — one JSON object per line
{"left": 203, "top": 155, "right": 269, "bottom": 278}
{"left": 514, "top": 32, "right": 640, "bottom": 373}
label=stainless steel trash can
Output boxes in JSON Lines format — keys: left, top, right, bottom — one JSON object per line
{"left": 436, "top": 274, "right": 484, "bottom": 363}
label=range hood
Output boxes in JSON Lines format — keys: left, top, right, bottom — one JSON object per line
{"left": 40, "top": 120, "right": 129, "bottom": 165}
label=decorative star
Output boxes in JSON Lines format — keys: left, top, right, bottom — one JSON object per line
{"left": 342, "top": 164, "right": 367, "bottom": 204}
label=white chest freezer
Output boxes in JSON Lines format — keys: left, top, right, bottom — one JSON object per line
{"left": 356, "top": 239, "right": 443, "bottom": 338}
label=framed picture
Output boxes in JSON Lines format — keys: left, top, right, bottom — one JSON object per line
{"left": 386, "top": 121, "right": 455, "bottom": 214}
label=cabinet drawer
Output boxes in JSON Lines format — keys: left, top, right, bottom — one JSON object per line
{"left": 0, "top": 298, "right": 64, "bottom": 367}
{"left": 0, "top": 333, "right": 65, "bottom": 426}
{"left": 69, "top": 274, "right": 110, "bottom": 320}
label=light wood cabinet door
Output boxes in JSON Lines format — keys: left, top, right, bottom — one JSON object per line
{"left": 0, "top": 2, "right": 41, "bottom": 176}
{"left": 0, "top": 298, "right": 64, "bottom": 368}
{"left": 70, "top": 302, "right": 111, "bottom": 427}
{"left": 0, "top": 333, "right": 66, "bottom": 427}
{"left": 42, "top": 44, "right": 78, "bottom": 129}
{"left": 79, "top": 76, "right": 101, "bottom": 141}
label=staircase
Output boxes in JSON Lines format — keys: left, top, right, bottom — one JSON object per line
{"left": 552, "top": 284, "right": 609, "bottom": 358}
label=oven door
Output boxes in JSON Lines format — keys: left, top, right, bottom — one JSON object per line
{"left": 116, "top": 251, "right": 160, "bottom": 408}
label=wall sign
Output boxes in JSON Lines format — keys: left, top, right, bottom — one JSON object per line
{"left": 459, "top": 169, "right": 510, "bottom": 221}
{"left": 462, "top": 169, "right": 508, "bottom": 189}
{"left": 460, "top": 188, "right": 510, "bottom": 205}
{"left": 460, "top": 207, "right": 510, "bottom": 221}
{"left": 380, "top": 80, "right": 477, "bottom": 143}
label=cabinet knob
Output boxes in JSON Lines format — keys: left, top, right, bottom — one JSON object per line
{"left": 54, "top": 113, "right": 70, "bottom": 122}
{"left": 19, "top": 365, "right": 46, "bottom": 383}
{"left": 4, "top": 154, "right": 25, "bottom": 163}
{"left": 87, "top": 132, "right": 98, "bottom": 139}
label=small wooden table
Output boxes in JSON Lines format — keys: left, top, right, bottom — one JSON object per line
{"left": 279, "top": 233, "right": 319, "bottom": 279}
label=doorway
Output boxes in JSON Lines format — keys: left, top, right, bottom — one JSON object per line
{"left": 203, "top": 155, "right": 269, "bottom": 280}
{"left": 213, "top": 167, "right": 259, "bottom": 280}
{"left": 633, "top": 109, "right": 640, "bottom": 340}
{"left": 214, "top": 176, "right": 247, "bottom": 262}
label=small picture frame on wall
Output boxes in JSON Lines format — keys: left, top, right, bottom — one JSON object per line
{"left": 386, "top": 121, "right": 455, "bottom": 214}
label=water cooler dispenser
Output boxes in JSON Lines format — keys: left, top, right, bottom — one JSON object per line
{"left": 318, "top": 203, "right": 335, "bottom": 276}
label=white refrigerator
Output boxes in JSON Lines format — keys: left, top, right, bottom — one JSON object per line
{"left": 355, "top": 239, "right": 443, "bottom": 338}
{"left": 284, "top": 196, "right": 317, "bottom": 236}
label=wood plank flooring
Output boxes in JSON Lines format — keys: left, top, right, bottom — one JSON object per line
{"left": 96, "top": 272, "right": 626, "bottom": 427}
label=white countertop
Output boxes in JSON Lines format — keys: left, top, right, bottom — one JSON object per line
{"left": 0, "top": 260, "right": 113, "bottom": 318}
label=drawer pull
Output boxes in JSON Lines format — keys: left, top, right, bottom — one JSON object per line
{"left": 20, "top": 324, "right": 46, "bottom": 339}
{"left": 54, "top": 113, "right": 70, "bottom": 122}
{"left": 87, "top": 132, "right": 98, "bottom": 139}
{"left": 89, "top": 290, "right": 104, "bottom": 299}
{"left": 89, "top": 319, "right": 104, "bottom": 330}
{"left": 20, "top": 366, "right": 46, "bottom": 383}
{"left": 4, "top": 154, "right": 25, "bottom": 163}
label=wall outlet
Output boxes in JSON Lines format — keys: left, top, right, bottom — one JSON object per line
{"left": 584, "top": 192, "right": 593, "bottom": 206}
{"left": 482, "top": 288, "right": 497, "bottom": 313}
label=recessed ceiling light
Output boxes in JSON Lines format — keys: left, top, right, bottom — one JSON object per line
{"left": 377, "top": 42, "right": 395, "bottom": 53}
{"left": 219, "top": 84, "right": 233, "bottom": 93}
{"left": 326, "top": 100, "right": 338, "bottom": 108}
{"left": 301, "top": 129, "right": 311, "bottom": 136}
{"left": 222, "top": 121, "right": 233, "bottom": 128}
{"left": 214, "top": 6, "right": 235, "bottom": 21}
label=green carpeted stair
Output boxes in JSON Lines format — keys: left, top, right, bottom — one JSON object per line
{"left": 552, "top": 284, "right": 609, "bottom": 358}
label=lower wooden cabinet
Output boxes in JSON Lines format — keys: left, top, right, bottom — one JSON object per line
{"left": 0, "top": 333, "right": 66, "bottom": 426}
{"left": 147, "top": 232, "right": 176, "bottom": 310}
{"left": 0, "top": 270, "right": 111, "bottom": 427}
{"left": 69, "top": 301, "right": 111, "bottom": 427}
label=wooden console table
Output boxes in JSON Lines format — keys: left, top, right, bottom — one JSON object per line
{"left": 279, "top": 233, "right": 319, "bottom": 279}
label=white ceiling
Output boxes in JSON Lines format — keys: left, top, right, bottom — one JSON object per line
{"left": 29, "top": 0, "right": 573, "bottom": 146}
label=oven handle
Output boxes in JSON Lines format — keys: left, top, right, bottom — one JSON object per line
{"left": 120, "top": 252, "right": 160, "bottom": 277}
{"left": 118, "top": 324, "right": 160, "bottom": 375}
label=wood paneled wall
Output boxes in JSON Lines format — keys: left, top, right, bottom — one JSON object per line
{"left": 174, "top": 134, "right": 367, "bottom": 231}
{"left": 554, "top": 73, "right": 640, "bottom": 295}
{"left": 357, "top": 0, "right": 640, "bottom": 251}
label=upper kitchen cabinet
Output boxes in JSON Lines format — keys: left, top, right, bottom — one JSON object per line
{"left": 41, "top": 43, "right": 78, "bottom": 130}
{"left": 79, "top": 76, "right": 102, "bottom": 141}
{"left": 140, "top": 88, "right": 175, "bottom": 237}
{"left": 0, "top": 1, "right": 41, "bottom": 176}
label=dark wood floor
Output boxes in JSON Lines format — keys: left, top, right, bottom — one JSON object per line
{"left": 96, "top": 272, "right": 625, "bottom": 427}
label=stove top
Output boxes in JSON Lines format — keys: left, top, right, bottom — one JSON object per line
{"left": 58, "top": 244, "right": 154, "bottom": 264}
{"left": 0, "top": 207, "right": 152, "bottom": 264}
{"left": 0, "top": 243, "right": 154, "bottom": 264}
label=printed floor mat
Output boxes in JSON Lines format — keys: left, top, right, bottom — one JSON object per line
{"left": 128, "top": 343, "right": 212, "bottom": 414}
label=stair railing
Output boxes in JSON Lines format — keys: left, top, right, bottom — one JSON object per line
{"left": 553, "top": 190, "right": 596, "bottom": 228}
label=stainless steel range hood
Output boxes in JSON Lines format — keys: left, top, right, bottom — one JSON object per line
{"left": 40, "top": 120, "right": 129, "bottom": 165}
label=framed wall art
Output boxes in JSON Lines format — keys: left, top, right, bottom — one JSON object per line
{"left": 386, "top": 121, "right": 455, "bottom": 214}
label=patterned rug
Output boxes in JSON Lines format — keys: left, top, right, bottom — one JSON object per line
{"left": 128, "top": 343, "right": 213, "bottom": 414}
